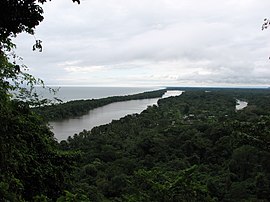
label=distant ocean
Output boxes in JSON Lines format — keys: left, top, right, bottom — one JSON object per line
{"left": 35, "top": 86, "right": 160, "bottom": 102}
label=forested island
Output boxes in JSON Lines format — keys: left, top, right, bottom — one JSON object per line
{"left": 4, "top": 88, "right": 267, "bottom": 201}
{"left": 52, "top": 88, "right": 269, "bottom": 201}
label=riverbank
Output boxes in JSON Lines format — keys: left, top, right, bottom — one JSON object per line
{"left": 50, "top": 98, "right": 161, "bottom": 140}
{"left": 49, "top": 90, "right": 183, "bottom": 140}
{"left": 34, "top": 89, "right": 167, "bottom": 121}
{"left": 60, "top": 89, "right": 270, "bottom": 201}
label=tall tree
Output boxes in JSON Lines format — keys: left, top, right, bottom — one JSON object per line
{"left": 0, "top": 0, "right": 80, "bottom": 200}
{"left": 0, "top": 0, "right": 80, "bottom": 50}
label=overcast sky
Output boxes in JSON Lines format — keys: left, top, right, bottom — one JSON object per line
{"left": 14, "top": 0, "right": 270, "bottom": 87}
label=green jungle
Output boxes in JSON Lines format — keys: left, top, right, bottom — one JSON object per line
{"left": 1, "top": 0, "right": 270, "bottom": 201}
{"left": 2, "top": 87, "right": 270, "bottom": 201}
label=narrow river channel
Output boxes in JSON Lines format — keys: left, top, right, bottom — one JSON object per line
{"left": 236, "top": 100, "right": 248, "bottom": 111}
{"left": 50, "top": 90, "right": 183, "bottom": 141}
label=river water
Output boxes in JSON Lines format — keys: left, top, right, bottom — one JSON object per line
{"left": 50, "top": 90, "right": 183, "bottom": 141}
{"left": 236, "top": 100, "right": 248, "bottom": 110}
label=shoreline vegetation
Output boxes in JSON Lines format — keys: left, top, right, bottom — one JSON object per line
{"left": 34, "top": 89, "right": 167, "bottom": 121}
{"left": 34, "top": 87, "right": 270, "bottom": 122}
{"left": 2, "top": 1, "right": 270, "bottom": 200}
{"left": 3, "top": 87, "right": 270, "bottom": 201}
{"left": 58, "top": 88, "right": 270, "bottom": 201}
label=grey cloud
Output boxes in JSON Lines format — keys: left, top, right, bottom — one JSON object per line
{"left": 13, "top": 0, "right": 270, "bottom": 86}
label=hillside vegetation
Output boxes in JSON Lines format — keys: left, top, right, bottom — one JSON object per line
{"left": 2, "top": 88, "right": 270, "bottom": 201}
{"left": 1, "top": 1, "right": 269, "bottom": 200}
{"left": 57, "top": 89, "right": 270, "bottom": 201}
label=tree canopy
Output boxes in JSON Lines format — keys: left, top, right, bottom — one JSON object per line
{"left": 0, "top": 0, "right": 80, "bottom": 103}
{"left": 1, "top": 1, "right": 270, "bottom": 201}
{"left": 0, "top": 0, "right": 81, "bottom": 200}
{"left": 0, "top": 0, "right": 80, "bottom": 52}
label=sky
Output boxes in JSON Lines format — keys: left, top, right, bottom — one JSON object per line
{"left": 14, "top": 0, "right": 270, "bottom": 87}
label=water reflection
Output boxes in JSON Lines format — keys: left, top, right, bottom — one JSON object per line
{"left": 50, "top": 90, "right": 183, "bottom": 141}
{"left": 236, "top": 100, "right": 248, "bottom": 110}
{"left": 50, "top": 98, "right": 159, "bottom": 141}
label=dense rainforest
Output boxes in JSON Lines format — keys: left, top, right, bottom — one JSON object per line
{"left": 0, "top": 1, "right": 81, "bottom": 201}
{"left": 1, "top": 1, "right": 270, "bottom": 201}
{"left": 2, "top": 83, "right": 270, "bottom": 201}
{"left": 52, "top": 88, "right": 269, "bottom": 201}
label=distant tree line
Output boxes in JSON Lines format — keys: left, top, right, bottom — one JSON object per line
{"left": 58, "top": 89, "right": 270, "bottom": 201}
{"left": 34, "top": 89, "right": 167, "bottom": 121}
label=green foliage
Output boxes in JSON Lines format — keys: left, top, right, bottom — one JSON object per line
{"left": 0, "top": 0, "right": 80, "bottom": 51}
{"left": 0, "top": 95, "right": 79, "bottom": 200}
{"left": 2, "top": 5, "right": 270, "bottom": 200}
{"left": 56, "top": 190, "right": 90, "bottom": 202}
{"left": 125, "top": 165, "right": 213, "bottom": 202}
{"left": 34, "top": 89, "right": 167, "bottom": 121}
{"left": 58, "top": 89, "right": 270, "bottom": 201}
{"left": 0, "top": 1, "right": 81, "bottom": 201}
